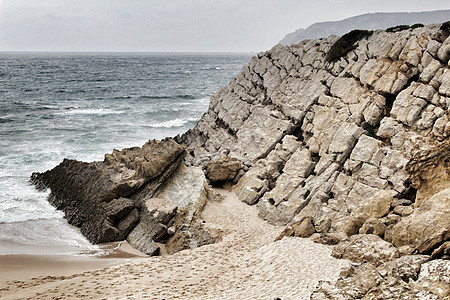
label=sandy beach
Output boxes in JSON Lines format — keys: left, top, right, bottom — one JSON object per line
{"left": 1, "top": 189, "right": 350, "bottom": 299}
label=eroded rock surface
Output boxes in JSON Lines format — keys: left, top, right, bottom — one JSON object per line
{"left": 138, "top": 165, "right": 215, "bottom": 254}
{"left": 206, "top": 156, "right": 242, "bottom": 183}
{"left": 331, "top": 234, "right": 399, "bottom": 265}
{"left": 311, "top": 256, "right": 449, "bottom": 299}
{"left": 177, "top": 23, "right": 450, "bottom": 258}
{"left": 173, "top": 23, "right": 449, "bottom": 297}
{"left": 385, "top": 188, "right": 450, "bottom": 255}
{"left": 31, "top": 138, "right": 186, "bottom": 247}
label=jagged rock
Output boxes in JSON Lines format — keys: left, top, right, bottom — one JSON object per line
{"left": 385, "top": 188, "right": 450, "bottom": 255}
{"left": 332, "top": 234, "right": 399, "bottom": 264}
{"left": 311, "top": 263, "right": 382, "bottom": 299}
{"left": 116, "top": 208, "right": 140, "bottom": 240}
{"left": 311, "top": 255, "right": 444, "bottom": 299}
{"left": 432, "top": 241, "right": 450, "bottom": 259}
{"left": 261, "top": 147, "right": 314, "bottom": 206}
{"left": 314, "top": 216, "right": 332, "bottom": 233}
{"left": 235, "top": 173, "right": 269, "bottom": 205}
{"left": 288, "top": 217, "right": 315, "bottom": 238}
{"left": 30, "top": 138, "right": 185, "bottom": 244}
{"left": 177, "top": 26, "right": 449, "bottom": 264}
{"left": 141, "top": 198, "right": 178, "bottom": 226}
{"left": 147, "top": 165, "right": 214, "bottom": 254}
{"left": 104, "top": 138, "right": 186, "bottom": 185}
{"left": 126, "top": 165, "right": 216, "bottom": 255}
{"left": 234, "top": 135, "right": 302, "bottom": 205}
{"left": 206, "top": 156, "right": 242, "bottom": 183}
{"left": 437, "top": 36, "right": 450, "bottom": 64}
{"left": 364, "top": 277, "right": 440, "bottom": 299}
{"left": 342, "top": 190, "right": 393, "bottom": 236}
{"left": 352, "top": 190, "right": 393, "bottom": 219}
{"left": 126, "top": 197, "right": 178, "bottom": 252}
{"left": 406, "top": 139, "right": 450, "bottom": 208}
{"left": 359, "top": 218, "right": 387, "bottom": 237}
{"left": 392, "top": 205, "right": 414, "bottom": 216}
{"left": 391, "top": 83, "right": 429, "bottom": 127}
{"left": 377, "top": 255, "right": 431, "bottom": 282}
{"left": 103, "top": 198, "right": 135, "bottom": 223}
{"left": 413, "top": 259, "right": 450, "bottom": 298}
{"left": 126, "top": 224, "right": 160, "bottom": 256}
{"left": 310, "top": 233, "right": 342, "bottom": 245}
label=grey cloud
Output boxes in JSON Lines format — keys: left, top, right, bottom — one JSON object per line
{"left": 0, "top": 0, "right": 449, "bottom": 52}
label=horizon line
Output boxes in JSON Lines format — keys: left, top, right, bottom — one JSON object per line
{"left": 0, "top": 50, "right": 258, "bottom": 55}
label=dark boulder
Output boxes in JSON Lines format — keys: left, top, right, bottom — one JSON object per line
{"left": 31, "top": 138, "right": 185, "bottom": 245}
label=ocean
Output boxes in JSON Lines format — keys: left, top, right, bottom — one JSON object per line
{"left": 0, "top": 52, "right": 252, "bottom": 255}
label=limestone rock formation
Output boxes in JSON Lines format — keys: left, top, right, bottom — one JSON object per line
{"left": 331, "top": 234, "right": 399, "bottom": 264}
{"left": 137, "top": 165, "right": 214, "bottom": 254}
{"left": 172, "top": 23, "right": 450, "bottom": 296}
{"left": 341, "top": 190, "right": 393, "bottom": 236}
{"left": 177, "top": 23, "right": 450, "bottom": 259}
{"left": 205, "top": 156, "right": 242, "bottom": 183}
{"left": 311, "top": 256, "right": 449, "bottom": 299}
{"left": 126, "top": 198, "right": 178, "bottom": 255}
{"left": 31, "top": 138, "right": 186, "bottom": 247}
{"left": 32, "top": 138, "right": 217, "bottom": 255}
{"left": 385, "top": 188, "right": 450, "bottom": 255}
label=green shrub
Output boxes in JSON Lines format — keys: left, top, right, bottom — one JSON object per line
{"left": 386, "top": 25, "right": 410, "bottom": 32}
{"left": 410, "top": 23, "right": 424, "bottom": 29}
{"left": 326, "top": 29, "right": 373, "bottom": 63}
{"left": 440, "top": 20, "right": 450, "bottom": 32}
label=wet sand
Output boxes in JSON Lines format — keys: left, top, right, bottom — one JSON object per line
{"left": 0, "top": 242, "right": 146, "bottom": 282}
{"left": 1, "top": 188, "right": 350, "bottom": 299}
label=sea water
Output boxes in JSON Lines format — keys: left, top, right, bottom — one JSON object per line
{"left": 0, "top": 52, "right": 252, "bottom": 255}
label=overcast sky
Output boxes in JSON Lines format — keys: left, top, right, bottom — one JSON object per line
{"left": 0, "top": 0, "right": 449, "bottom": 52}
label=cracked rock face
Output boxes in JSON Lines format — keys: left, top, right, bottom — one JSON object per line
{"left": 311, "top": 256, "right": 450, "bottom": 299}
{"left": 177, "top": 24, "right": 449, "bottom": 258}
{"left": 206, "top": 156, "right": 242, "bottom": 183}
{"left": 32, "top": 138, "right": 216, "bottom": 256}
{"left": 127, "top": 165, "right": 215, "bottom": 255}
{"left": 31, "top": 138, "right": 186, "bottom": 245}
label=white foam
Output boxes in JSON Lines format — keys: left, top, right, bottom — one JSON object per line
{"left": 60, "top": 108, "right": 124, "bottom": 115}
{"left": 0, "top": 218, "right": 101, "bottom": 255}
{"left": 0, "top": 176, "right": 64, "bottom": 223}
{"left": 148, "top": 118, "right": 189, "bottom": 128}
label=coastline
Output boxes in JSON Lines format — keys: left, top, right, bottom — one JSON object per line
{"left": 2, "top": 22, "right": 449, "bottom": 298}
{"left": 0, "top": 241, "right": 147, "bottom": 282}
{"left": 1, "top": 188, "right": 350, "bottom": 299}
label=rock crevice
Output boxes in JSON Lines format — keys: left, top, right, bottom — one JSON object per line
{"left": 177, "top": 23, "right": 449, "bottom": 261}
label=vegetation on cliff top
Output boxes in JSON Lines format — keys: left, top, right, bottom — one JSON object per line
{"left": 441, "top": 20, "right": 450, "bottom": 32}
{"left": 326, "top": 29, "right": 373, "bottom": 63}
{"left": 386, "top": 23, "right": 424, "bottom": 33}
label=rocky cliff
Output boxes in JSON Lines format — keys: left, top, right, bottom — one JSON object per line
{"left": 32, "top": 22, "right": 449, "bottom": 298}
{"left": 179, "top": 24, "right": 449, "bottom": 249}
{"left": 175, "top": 23, "right": 450, "bottom": 296}
{"left": 31, "top": 138, "right": 216, "bottom": 255}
